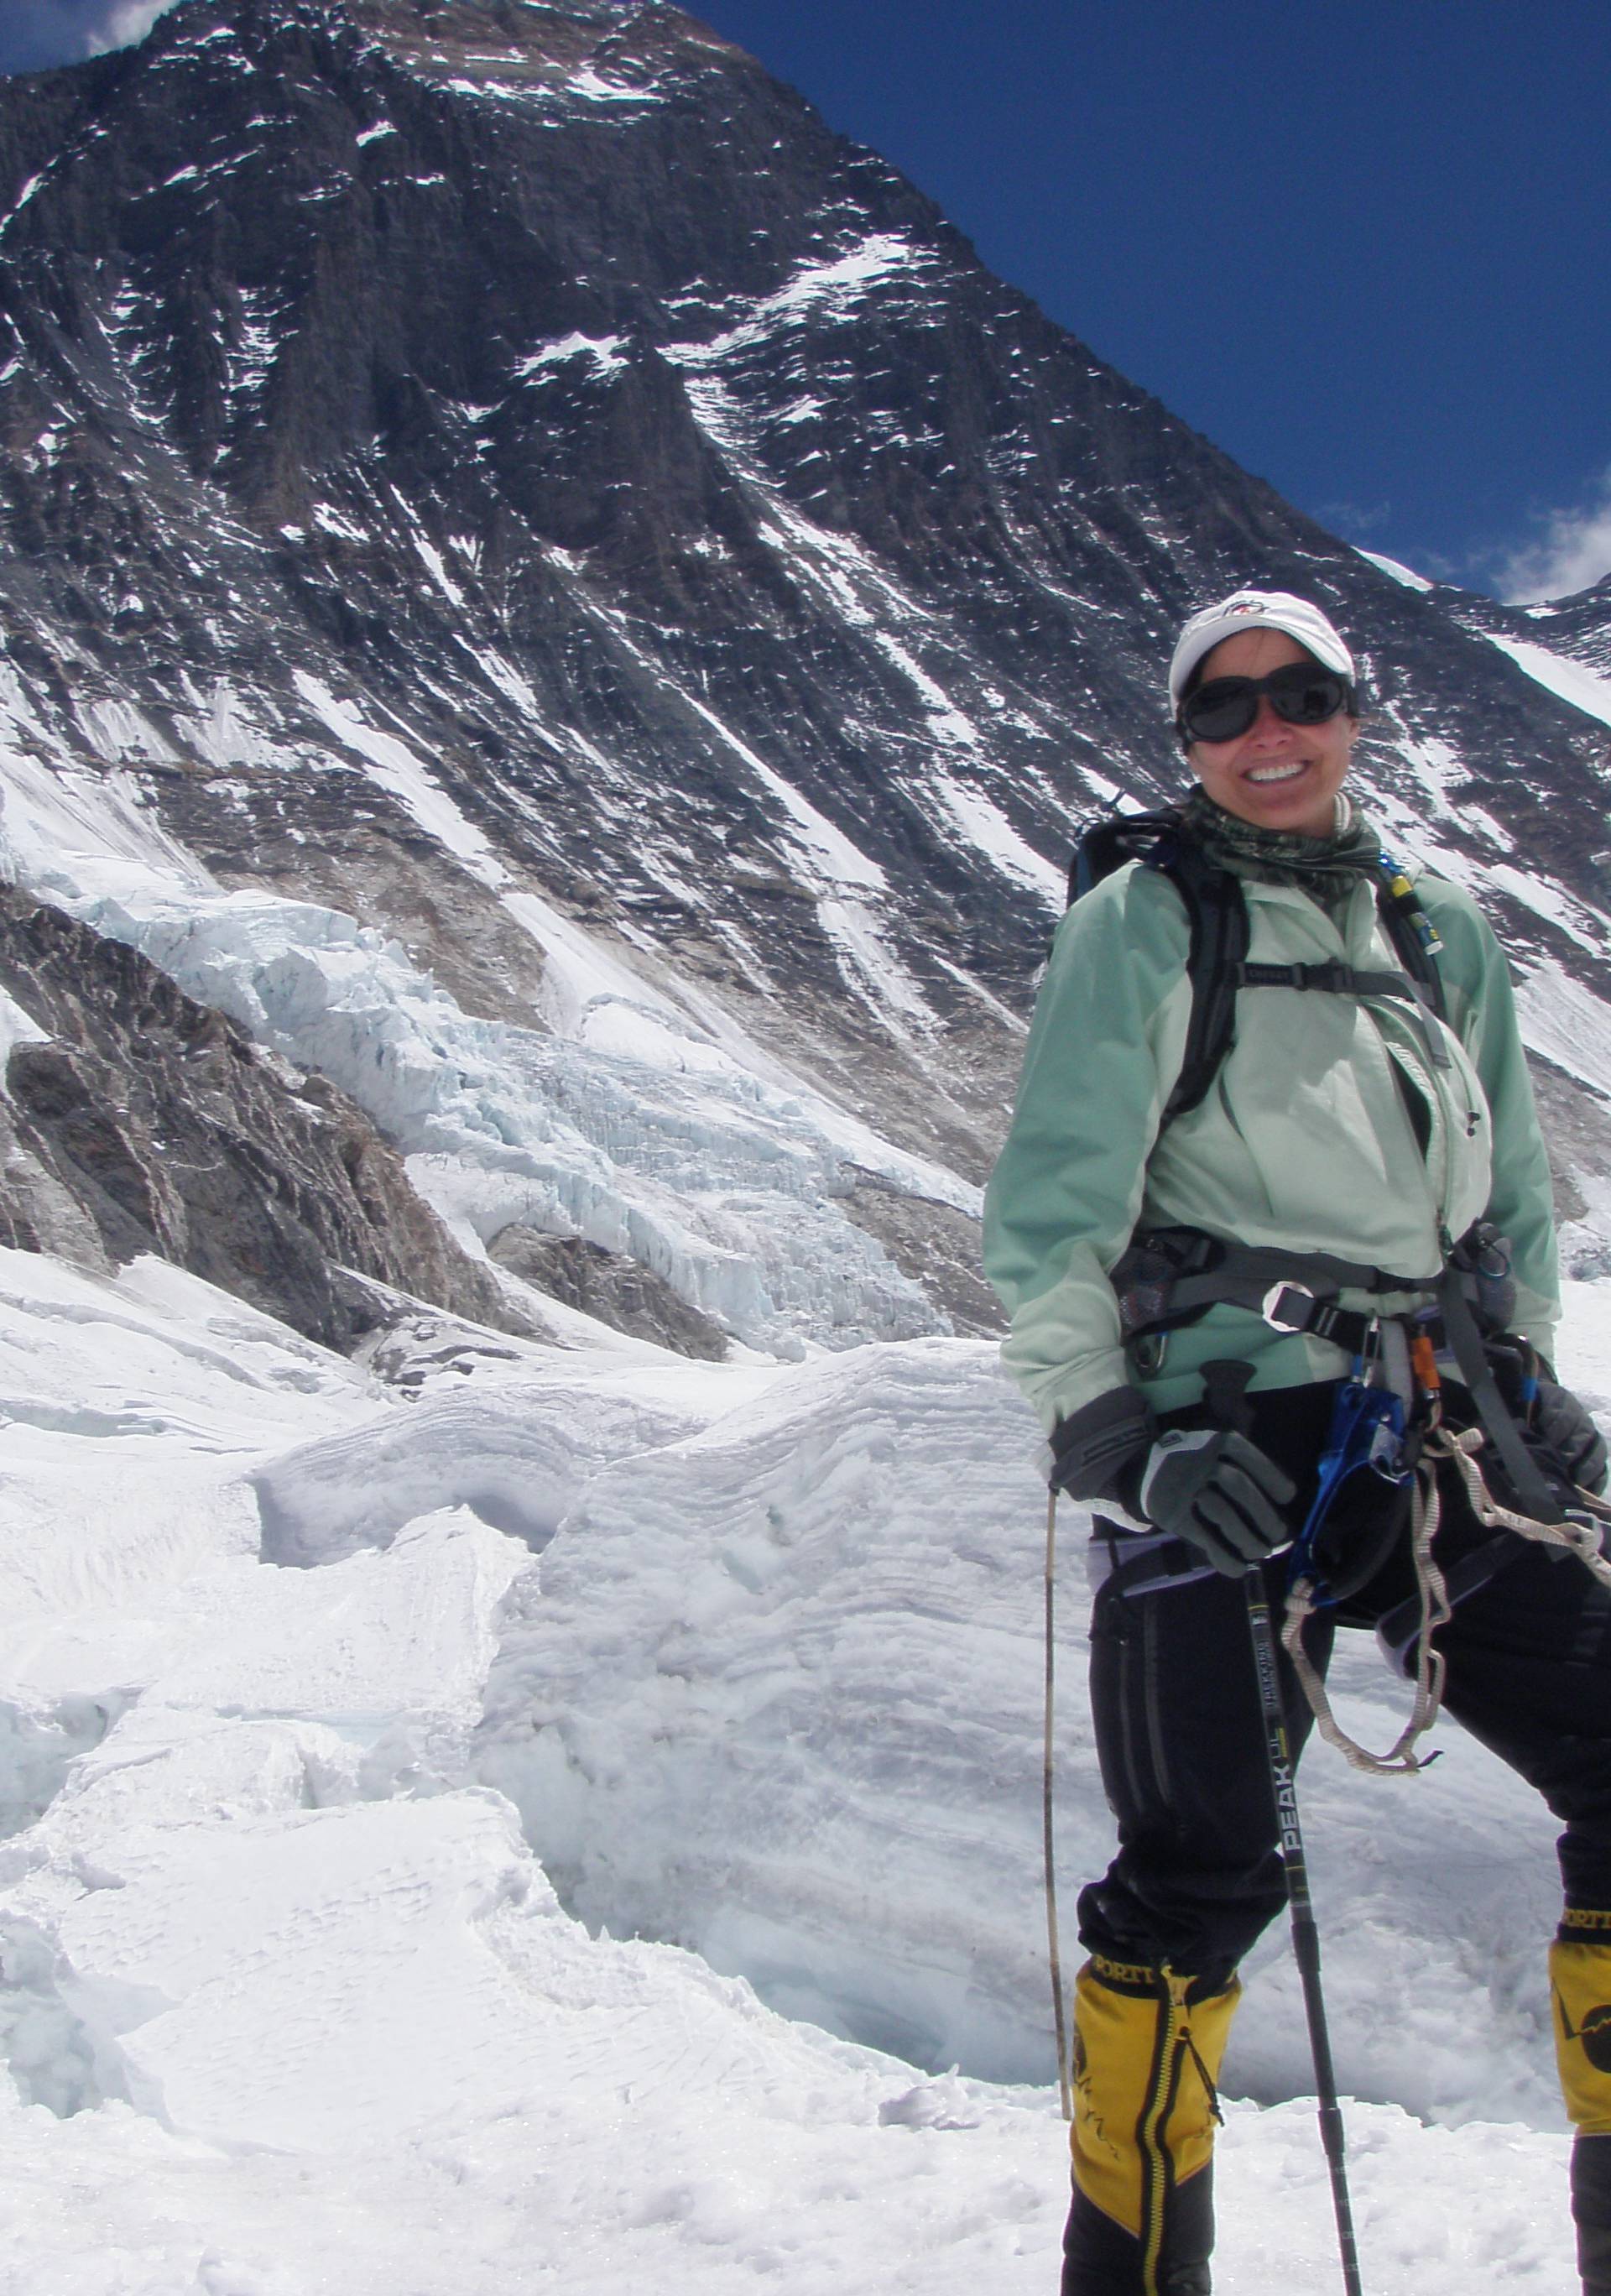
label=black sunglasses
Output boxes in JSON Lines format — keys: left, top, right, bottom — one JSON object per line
{"left": 1179, "top": 662, "right": 1354, "bottom": 745}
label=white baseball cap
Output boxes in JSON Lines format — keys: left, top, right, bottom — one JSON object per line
{"left": 1167, "top": 590, "right": 1357, "bottom": 712}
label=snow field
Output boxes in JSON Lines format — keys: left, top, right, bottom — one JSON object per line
{"left": 0, "top": 1250, "right": 1605, "bottom": 2287}
{"left": 477, "top": 1337, "right": 1103, "bottom": 2080}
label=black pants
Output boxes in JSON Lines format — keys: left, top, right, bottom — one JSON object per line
{"left": 1077, "top": 1381, "right": 1611, "bottom": 1992}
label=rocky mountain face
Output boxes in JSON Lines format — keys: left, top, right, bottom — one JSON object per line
{"left": 0, "top": 0, "right": 1608, "bottom": 1348}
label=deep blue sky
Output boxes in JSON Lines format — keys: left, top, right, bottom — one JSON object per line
{"left": 6, "top": 0, "right": 1610, "bottom": 598}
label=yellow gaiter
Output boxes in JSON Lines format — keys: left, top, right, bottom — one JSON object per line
{"left": 1071, "top": 1957, "right": 1239, "bottom": 2293}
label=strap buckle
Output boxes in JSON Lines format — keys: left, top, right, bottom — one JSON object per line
{"left": 1263, "top": 1281, "right": 1316, "bottom": 1335}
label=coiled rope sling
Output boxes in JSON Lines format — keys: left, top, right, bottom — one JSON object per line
{"left": 1283, "top": 1416, "right": 1611, "bottom": 1777}
{"left": 1284, "top": 1255, "right": 1611, "bottom": 1776}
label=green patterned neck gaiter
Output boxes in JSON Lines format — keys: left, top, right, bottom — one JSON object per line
{"left": 1181, "top": 785, "right": 1382, "bottom": 901}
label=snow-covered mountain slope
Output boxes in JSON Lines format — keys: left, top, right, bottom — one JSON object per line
{"left": 1, "top": 1245, "right": 1603, "bottom": 2291}
{"left": 0, "top": 0, "right": 1608, "bottom": 1358}
{"left": 1518, "top": 572, "right": 1611, "bottom": 681}
{"left": 1424, "top": 557, "right": 1611, "bottom": 752}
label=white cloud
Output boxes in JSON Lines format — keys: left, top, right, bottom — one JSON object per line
{"left": 1494, "top": 467, "right": 1611, "bottom": 605}
{"left": 86, "top": 0, "right": 180, "bottom": 53}
{"left": 0, "top": 0, "right": 179, "bottom": 71}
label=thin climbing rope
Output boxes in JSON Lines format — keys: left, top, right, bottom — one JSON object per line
{"left": 1043, "top": 1489, "right": 1072, "bottom": 2121}
{"left": 1281, "top": 1424, "right": 1611, "bottom": 1776}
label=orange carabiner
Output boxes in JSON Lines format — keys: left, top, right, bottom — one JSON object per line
{"left": 1410, "top": 1330, "right": 1442, "bottom": 1412}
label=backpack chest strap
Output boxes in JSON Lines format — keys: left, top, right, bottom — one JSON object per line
{"left": 1232, "top": 960, "right": 1408, "bottom": 997}
{"left": 1065, "top": 807, "right": 1451, "bottom": 1128}
{"left": 1228, "top": 959, "right": 1452, "bottom": 1067}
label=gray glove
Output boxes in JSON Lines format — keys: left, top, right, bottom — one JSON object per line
{"left": 1535, "top": 1381, "right": 1609, "bottom": 1496}
{"left": 1136, "top": 1428, "right": 1297, "bottom": 1575}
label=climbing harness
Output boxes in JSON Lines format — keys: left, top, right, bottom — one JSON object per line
{"left": 1103, "top": 1212, "right": 1609, "bottom": 1777}
{"left": 1103, "top": 1216, "right": 1610, "bottom": 1782}
{"left": 1109, "top": 1226, "right": 1442, "bottom": 1370}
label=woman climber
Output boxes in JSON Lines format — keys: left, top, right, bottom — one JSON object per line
{"left": 983, "top": 588, "right": 1611, "bottom": 2295}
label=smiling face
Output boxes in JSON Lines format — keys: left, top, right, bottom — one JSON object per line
{"left": 1184, "top": 629, "right": 1358, "bottom": 836}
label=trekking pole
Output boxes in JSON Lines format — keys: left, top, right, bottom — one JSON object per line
{"left": 1044, "top": 1489, "right": 1073, "bottom": 2119}
{"left": 1244, "top": 1568, "right": 1365, "bottom": 2296}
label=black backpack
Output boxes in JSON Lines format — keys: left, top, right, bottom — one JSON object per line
{"left": 1067, "top": 805, "right": 1447, "bottom": 1132}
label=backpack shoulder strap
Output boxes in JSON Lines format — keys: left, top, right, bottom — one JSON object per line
{"left": 1374, "top": 851, "right": 1447, "bottom": 1022}
{"left": 1065, "top": 804, "right": 1249, "bottom": 1132}
{"left": 1067, "top": 806, "right": 1184, "bottom": 905}
{"left": 1157, "top": 837, "right": 1249, "bottom": 1128}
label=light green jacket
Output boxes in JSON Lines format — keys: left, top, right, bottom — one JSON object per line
{"left": 983, "top": 845, "right": 1559, "bottom": 1432}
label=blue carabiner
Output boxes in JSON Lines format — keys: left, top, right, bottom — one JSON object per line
{"left": 1288, "top": 1368, "right": 1411, "bottom": 1606}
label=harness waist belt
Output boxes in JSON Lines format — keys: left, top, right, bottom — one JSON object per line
{"left": 1112, "top": 1228, "right": 1442, "bottom": 1349}
{"left": 1262, "top": 1285, "right": 1442, "bottom": 1358}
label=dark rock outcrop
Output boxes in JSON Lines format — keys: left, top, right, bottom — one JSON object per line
{"left": 835, "top": 1172, "right": 1001, "bottom": 1338}
{"left": 488, "top": 1222, "right": 727, "bottom": 1356}
{"left": 0, "top": 890, "right": 539, "bottom": 1350}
